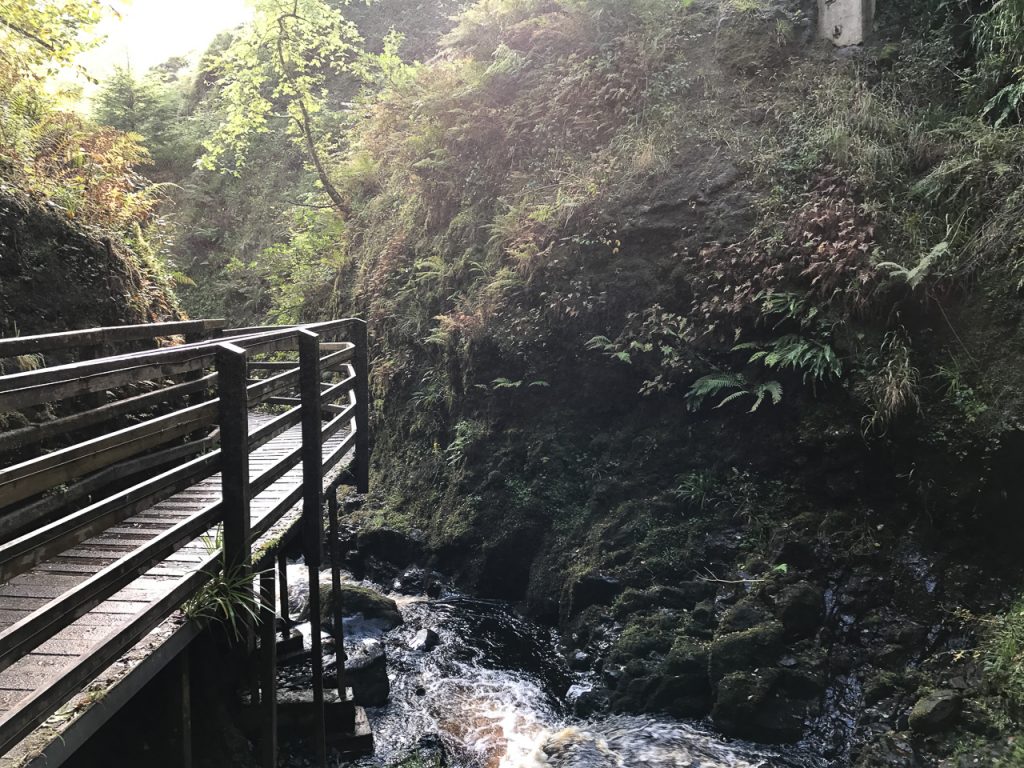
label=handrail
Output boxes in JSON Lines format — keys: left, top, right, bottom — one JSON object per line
{"left": 0, "top": 318, "right": 370, "bottom": 756}
{"left": 0, "top": 320, "right": 226, "bottom": 359}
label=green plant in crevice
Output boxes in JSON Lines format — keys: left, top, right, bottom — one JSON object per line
{"left": 932, "top": 358, "right": 989, "bottom": 423}
{"left": 444, "top": 418, "right": 490, "bottom": 468}
{"left": 857, "top": 327, "right": 921, "bottom": 437}
{"left": 978, "top": 598, "right": 1024, "bottom": 711}
{"left": 182, "top": 562, "right": 263, "bottom": 642}
{"left": 672, "top": 470, "right": 719, "bottom": 509}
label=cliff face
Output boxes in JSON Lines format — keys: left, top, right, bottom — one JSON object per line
{"left": 0, "top": 192, "right": 178, "bottom": 344}
{"left": 263, "top": 0, "right": 1024, "bottom": 762}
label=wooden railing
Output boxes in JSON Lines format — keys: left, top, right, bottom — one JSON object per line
{"left": 0, "top": 319, "right": 370, "bottom": 757}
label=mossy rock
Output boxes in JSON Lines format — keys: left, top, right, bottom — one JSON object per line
{"left": 709, "top": 620, "right": 784, "bottom": 681}
{"left": 318, "top": 577, "right": 403, "bottom": 632}
{"left": 712, "top": 669, "right": 806, "bottom": 744}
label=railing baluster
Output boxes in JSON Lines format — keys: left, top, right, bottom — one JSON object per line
{"left": 352, "top": 320, "right": 370, "bottom": 494}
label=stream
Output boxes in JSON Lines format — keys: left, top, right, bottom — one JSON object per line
{"left": 281, "top": 565, "right": 828, "bottom": 768}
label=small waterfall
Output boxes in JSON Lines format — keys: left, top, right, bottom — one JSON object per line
{"left": 281, "top": 569, "right": 825, "bottom": 768}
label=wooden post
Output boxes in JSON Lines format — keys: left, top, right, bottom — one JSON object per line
{"left": 259, "top": 568, "right": 278, "bottom": 768}
{"left": 217, "top": 343, "right": 253, "bottom": 655}
{"left": 176, "top": 652, "right": 193, "bottom": 768}
{"left": 277, "top": 550, "right": 290, "bottom": 642}
{"left": 298, "top": 329, "right": 328, "bottom": 768}
{"left": 351, "top": 320, "right": 370, "bottom": 494}
{"left": 328, "top": 491, "right": 346, "bottom": 699}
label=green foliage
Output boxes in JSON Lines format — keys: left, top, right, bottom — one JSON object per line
{"left": 686, "top": 373, "right": 782, "bottom": 413}
{"left": 93, "top": 64, "right": 198, "bottom": 177}
{"left": 737, "top": 335, "right": 843, "bottom": 387}
{"left": 857, "top": 328, "right": 921, "bottom": 437}
{"left": 182, "top": 563, "right": 262, "bottom": 642}
{"left": 0, "top": 0, "right": 106, "bottom": 78}
{"left": 444, "top": 419, "right": 490, "bottom": 468}
{"left": 672, "top": 470, "right": 718, "bottom": 509}
{"left": 980, "top": 598, "right": 1024, "bottom": 711}
{"left": 972, "top": 0, "right": 1024, "bottom": 125}
{"left": 199, "top": 0, "right": 365, "bottom": 213}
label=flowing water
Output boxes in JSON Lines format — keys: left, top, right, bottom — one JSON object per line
{"left": 282, "top": 566, "right": 827, "bottom": 768}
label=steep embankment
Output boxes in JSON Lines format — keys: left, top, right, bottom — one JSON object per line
{"left": 271, "top": 0, "right": 1024, "bottom": 764}
{"left": 0, "top": 192, "right": 178, "bottom": 342}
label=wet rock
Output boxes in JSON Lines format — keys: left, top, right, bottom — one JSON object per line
{"left": 541, "top": 727, "right": 621, "bottom": 768}
{"left": 566, "top": 573, "right": 623, "bottom": 619}
{"left": 908, "top": 689, "right": 961, "bottom": 734}
{"left": 569, "top": 650, "right": 591, "bottom": 670}
{"left": 774, "top": 582, "right": 825, "bottom": 638}
{"left": 572, "top": 687, "right": 610, "bottom": 718}
{"left": 410, "top": 628, "right": 441, "bottom": 652}
{"left": 393, "top": 567, "right": 444, "bottom": 597}
{"left": 332, "top": 639, "right": 390, "bottom": 706}
{"left": 709, "top": 621, "right": 784, "bottom": 681}
{"left": 317, "top": 577, "right": 404, "bottom": 633}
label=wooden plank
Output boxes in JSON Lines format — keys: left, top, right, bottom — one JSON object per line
{"left": 0, "top": 452, "right": 218, "bottom": 582}
{"left": 0, "top": 555, "right": 216, "bottom": 755}
{"left": 0, "top": 500, "right": 220, "bottom": 678}
{"left": 351, "top": 320, "right": 370, "bottom": 494}
{"left": 0, "top": 352, "right": 216, "bottom": 413}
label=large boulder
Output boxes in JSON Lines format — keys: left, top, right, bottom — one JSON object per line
{"left": 712, "top": 669, "right": 816, "bottom": 744}
{"left": 564, "top": 573, "right": 623, "bottom": 619}
{"left": 708, "top": 621, "right": 785, "bottom": 681}
{"left": 908, "top": 689, "right": 961, "bottom": 734}
{"left": 317, "top": 576, "right": 404, "bottom": 635}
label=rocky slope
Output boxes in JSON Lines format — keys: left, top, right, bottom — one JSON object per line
{"left": 225, "top": 0, "right": 1024, "bottom": 763}
{"left": 0, "top": 191, "right": 178, "bottom": 344}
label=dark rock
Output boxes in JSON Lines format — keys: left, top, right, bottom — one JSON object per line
{"left": 689, "top": 599, "right": 717, "bottom": 636}
{"left": 712, "top": 669, "right": 807, "bottom": 744}
{"left": 719, "top": 600, "right": 770, "bottom": 633}
{"left": 570, "top": 650, "right": 591, "bottom": 671}
{"left": 393, "top": 567, "right": 444, "bottom": 597}
{"left": 330, "top": 639, "right": 390, "bottom": 707}
{"left": 774, "top": 582, "right": 825, "bottom": 638}
{"left": 567, "top": 573, "right": 623, "bottom": 619}
{"left": 355, "top": 527, "right": 424, "bottom": 570}
{"left": 908, "top": 689, "right": 961, "bottom": 734}
{"left": 410, "top": 628, "right": 441, "bottom": 652}
{"left": 709, "top": 621, "right": 784, "bottom": 681}
{"left": 413, "top": 733, "right": 448, "bottom": 766}
{"left": 572, "top": 687, "right": 610, "bottom": 718}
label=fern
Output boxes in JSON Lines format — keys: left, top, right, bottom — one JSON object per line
{"left": 737, "top": 335, "right": 842, "bottom": 386}
{"left": 686, "top": 373, "right": 783, "bottom": 413}
{"left": 876, "top": 240, "right": 951, "bottom": 290}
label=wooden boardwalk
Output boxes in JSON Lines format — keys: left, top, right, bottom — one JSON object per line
{"left": 0, "top": 320, "right": 371, "bottom": 767}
